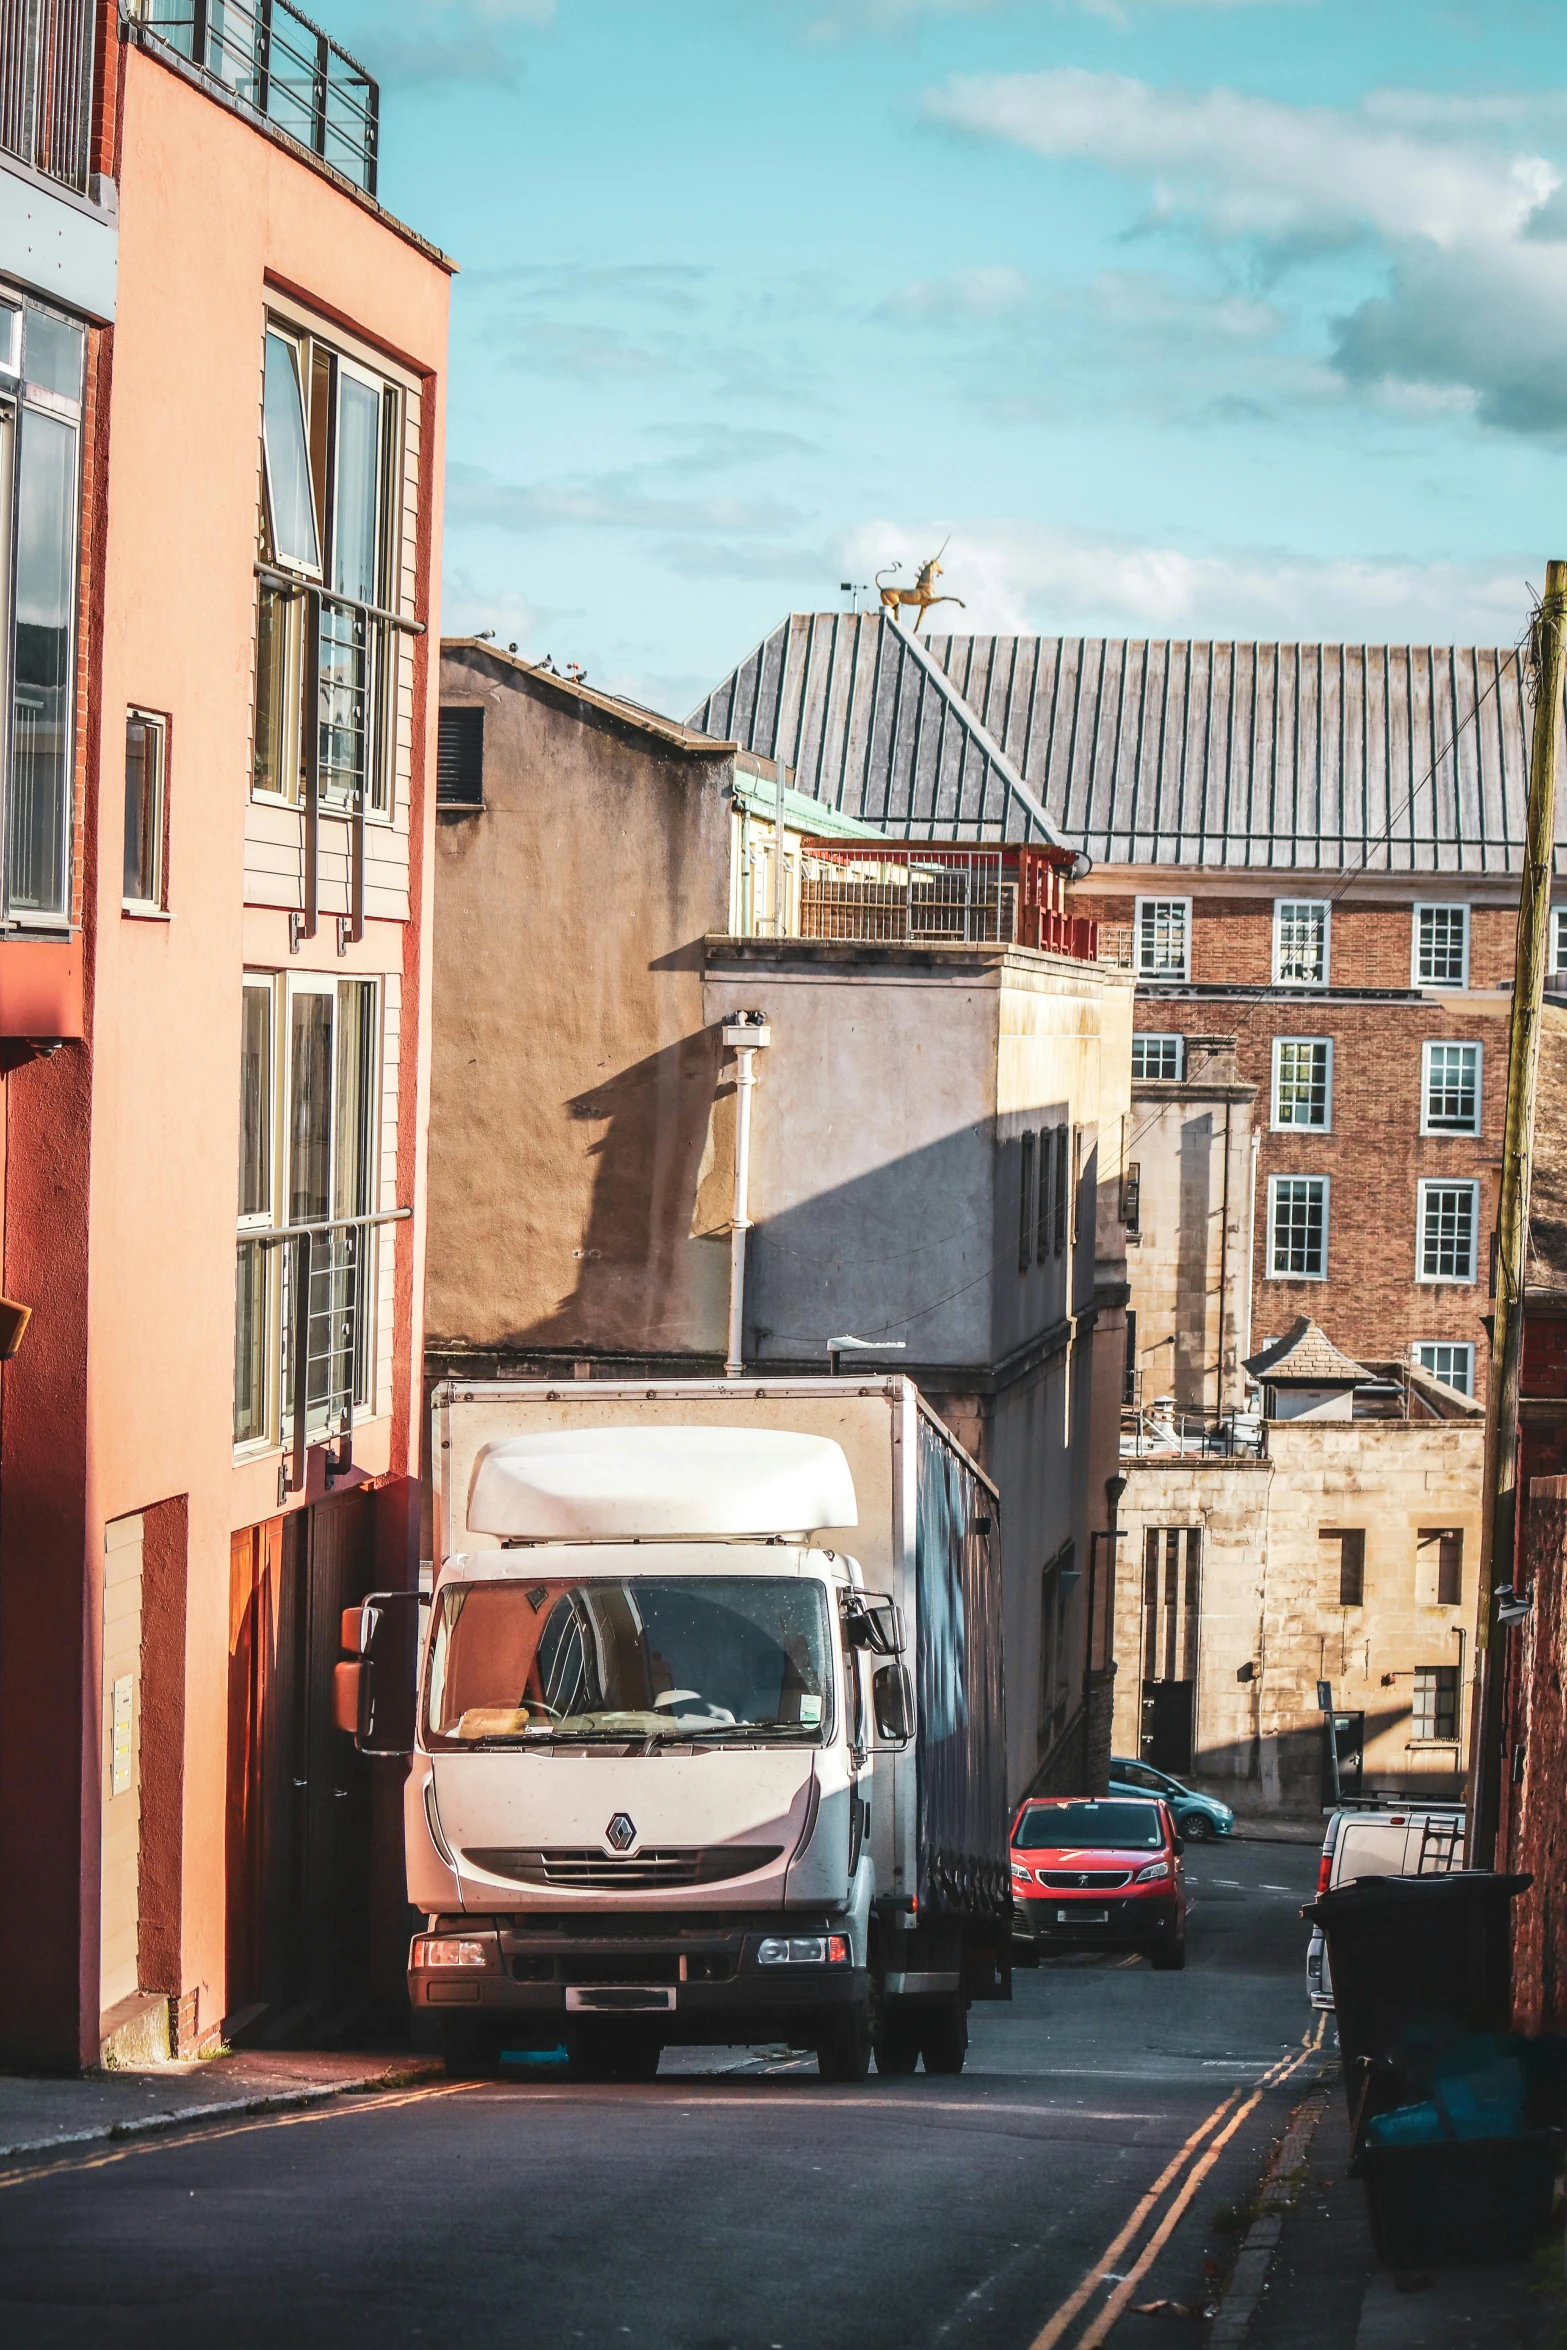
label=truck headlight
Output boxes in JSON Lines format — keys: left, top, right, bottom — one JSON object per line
{"left": 1134, "top": 1860, "right": 1170, "bottom": 1884}
{"left": 413, "top": 1936, "right": 494, "bottom": 1968}
{"left": 756, "top": 1934, "right": 850, "bottom": 1965}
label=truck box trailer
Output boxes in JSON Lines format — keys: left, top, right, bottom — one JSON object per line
{"left": 337, "top": 1376, "right": 1010, "bottom": 2080}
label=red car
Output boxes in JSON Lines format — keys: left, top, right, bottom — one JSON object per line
{"left": 1011, "top": 1795, "right": 1187, "bottom": 1970}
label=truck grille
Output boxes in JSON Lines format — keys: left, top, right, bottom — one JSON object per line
{"left": 1035, "top": 1869, "right": 1133, "bottom": 1890}
{"left": 465, "top": 1845, "right": 783, "bottom": 1890}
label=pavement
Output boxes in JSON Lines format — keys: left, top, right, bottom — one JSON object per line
{"left": 1220, "top": 2060, "right": 1567, "bottom": 2350}
{"left": 0, "top": 2049, "right": 441, "bottom": 2160}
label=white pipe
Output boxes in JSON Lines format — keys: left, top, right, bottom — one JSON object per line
{"left": 773, "top": 759, "right": 786, "bottom": 938}
{"left": 725, "top": 1021, "right": 770, "bottom": 1376}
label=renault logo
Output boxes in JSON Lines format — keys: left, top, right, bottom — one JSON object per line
{"left": 606, "top": 1814, "right": 636, "bottom": 1853}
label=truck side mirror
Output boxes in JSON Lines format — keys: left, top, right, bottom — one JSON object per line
{"left": 872, "top": 1661, "right": 914, "bottom": 1744}
{"left": 335, "top": 1590, "right": 423, "bottom": 1756}
{"left": 843, "top": 1595, "right": 905, "bottom": 1656}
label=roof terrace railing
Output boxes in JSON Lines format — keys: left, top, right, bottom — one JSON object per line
{"left": 139, "top": 0, "right": 378, "bottom": 196}
{"left": 0, "top": 0, "right": 96, "bottom": 193}
{"left": 795, "top": 840, "right": 1101, "bottom": 961}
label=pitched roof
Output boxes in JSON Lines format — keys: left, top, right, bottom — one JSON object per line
{"left": 688, "top": 612, "right": 1066, "bottom": 845}
{"left": 1245, "top": 1316, "right": 1375, "bottom": 1385}
{"left": 691, "top": 617, "right": 1563, "bottom": 871}
{"left": 446, "top": 639, "right": 734, "bottom": 759}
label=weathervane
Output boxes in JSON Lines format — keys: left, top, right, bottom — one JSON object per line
{"left": 876, "top": 540, "right": 966, "bottom": 632}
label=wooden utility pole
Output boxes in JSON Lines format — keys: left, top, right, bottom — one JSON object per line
{"left": 1469, "top": 560, "right": 1567, "bottom": 1868}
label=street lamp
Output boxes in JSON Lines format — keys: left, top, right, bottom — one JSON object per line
{"left": 828, "top": 1335, "right": 907, "bottom": 1379}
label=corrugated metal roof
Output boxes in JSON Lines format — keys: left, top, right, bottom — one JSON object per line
{"left": 691, "top": 618, "right": 1559, "bottom": 872}
{"left": 688, "top": 612, "right": 1065, "bottom": 846}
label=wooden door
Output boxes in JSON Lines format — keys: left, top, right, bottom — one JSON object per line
{"left": 226, "top": 1494, "right": 375, "bottom": 2032}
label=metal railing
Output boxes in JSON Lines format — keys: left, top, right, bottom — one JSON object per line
{"left": 795, "top": 843, "right": 1100, "bottom": 961}
{"left": 138, "top": 0, "right": 377, "bottom": 195}
{"left": 1097, "top": 925, "right": 1134, "bottom": 969}
{"left": 239, "top": 1205, "right": 409, "bottom": 1490}
{"left": 255, "top": 565, "right": 424, "bottom": 945}
{"left": 0, "top": 0, "right": 95, "bottom": 191}
{"left": 1120, "top": 1404, "right": 1267, "bottom": 1460}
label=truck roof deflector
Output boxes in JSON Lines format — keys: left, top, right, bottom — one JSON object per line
{"left": 466, "top": 1426, "right": 859, "bottom": 1541}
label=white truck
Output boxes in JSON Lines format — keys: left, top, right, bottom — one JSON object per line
{"left": 335, "top": 1377, "right": 1012, "bottom": 2082}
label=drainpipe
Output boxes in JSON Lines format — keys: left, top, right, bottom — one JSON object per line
{"left": 1242, "top": 1130, "right": 1261, "bottom": 1369}
{"left": 722, "top": 1011, "right": 772, "bottom": 1376}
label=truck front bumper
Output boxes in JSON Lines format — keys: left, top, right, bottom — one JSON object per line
{"left": 410, "top": 1920, "right": 866, "bottom": 2041}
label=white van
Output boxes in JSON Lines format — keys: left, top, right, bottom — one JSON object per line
{"left": 1305, "top": 1805, "right": 1464, "bottom": 2010}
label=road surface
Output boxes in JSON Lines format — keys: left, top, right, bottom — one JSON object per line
{"left": 0, "top": 1837, "right": 1323, "bottom": 2349}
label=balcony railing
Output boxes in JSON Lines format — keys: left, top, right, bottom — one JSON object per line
{"left": 1120, "top": 1403, "right": 1267, "bottom": 1460}
{"left": 139, "top": 0, "right": 378, "bottom": 196}
{"left": 255, "top": 565, "right": 424, "bottom": 945}
{"left": 795, "top": 842, "right": 1101, "bottom": 961}
{"left": 0, "top": 0, "right": 96, "bottom": 193}
{"left": 236, "top": 1205, "right": 409, "bottom": 1490}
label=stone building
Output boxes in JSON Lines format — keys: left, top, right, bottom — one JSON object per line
{"left": 1112, "top": 1318, "right": 1483, "bottom": 1810}
{"left": 692, "top": 615, "right": 1563, "bottom": 1405}
{"left": 427, "top": 641, "right": 1135, "bottom": 1804}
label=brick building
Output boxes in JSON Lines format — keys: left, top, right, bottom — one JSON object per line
{"left": 693, "top": 617, "right": 1560, "bottom": 1407}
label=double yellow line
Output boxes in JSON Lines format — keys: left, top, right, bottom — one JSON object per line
{"left": 1027, "top": 2016, "right": 1326, "bottom": 2350}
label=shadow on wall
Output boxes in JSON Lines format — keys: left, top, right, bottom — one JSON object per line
{"left": 745, "top": 1113, "right": 1082, "bottom": 1371}
{"left": 508, "top": 1018, "right": 1087, "bottom": 1373}
{"left": 511, "top": 1027, "right": 732, "bottom": 1358}
{"left": 1198, "top": 1707, "right": 1430, "bottom": 1801}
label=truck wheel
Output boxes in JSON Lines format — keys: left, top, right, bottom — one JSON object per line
{"left": 817, "top": 2000, "right": 872, "bottom": 2083}
{"left": 874, "top": 2011, "right": 921, "bottom": 2076}
{"left": 440, "top": 2017, "right": 505, "bottom": 2079}
{"left": 919, "top": 1999, "right": 968, "bottom": 2076}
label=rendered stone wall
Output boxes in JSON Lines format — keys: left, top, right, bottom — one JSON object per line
{"left": 1113, "top": 1420, "right": 1483, "bottom": 1809}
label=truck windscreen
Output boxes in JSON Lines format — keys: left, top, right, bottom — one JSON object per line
{"left": 425, "top": 1576, "right": 835, "bottom": 1747}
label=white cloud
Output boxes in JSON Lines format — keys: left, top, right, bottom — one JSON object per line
{"left": 885, "top": 264, "right": 1036, "bottom": 316}
{"left": 925, "top": 66, "right": 1567, "bottom": 436}
{"left": 927, "top": 68, "right": 1559, "bottom": 248}
{"left": 843, "top": 517, "right": 1533, "bottom": 643}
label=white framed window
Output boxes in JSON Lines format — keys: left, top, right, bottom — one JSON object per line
{"left": 1417, "top": 1179, "right": 1479, "bottom": 1283}
{"left": 1413, "top": 903, "right": 1469, "bottom": 989}
{"left": 234, "top": 971, "right": 383, "bottom": 1452}
{"left": 123, "top": 710, "right": 166, "bottom": 912}
{"left": 1268, "top": 1175, "right": 1328, "bottom": 1280}
{"left": 1411, "top": 1665, "right": 1459, "bottom": 1743}
{"left": 1554, "top": 906, "right": 1567, "bottom": 974}
{"left": 1136, "top": 897, "right": 1190, "bottom": 981}
{"left": 1131, "top": 1033, "right": 1183, "bottom": 1081}
{"left": 1413, "top": 1341, "right": 1475, "bottom": 1398}
{"left": 1, "top": 295, "right": 86, "bottom": 927}
{"left": 1272, "top": 1037, "right": 1332, "bottom": 1130}
{"left": 1274, "top": 899, "right": 1330, "bottom": 986}
{"left": 1421, "top": 1041, "right": 1481, "bottom": 1135}
{"left": 254, "top": 318, "right": 403, "bottom": 819}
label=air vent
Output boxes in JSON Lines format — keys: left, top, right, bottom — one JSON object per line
{"left": 437, "top": 706, "right": 484, "bottom": 807}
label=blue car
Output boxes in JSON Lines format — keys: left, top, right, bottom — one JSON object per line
{"left": 1108, "top": 1757, "right": 1234, "bottom": 1842}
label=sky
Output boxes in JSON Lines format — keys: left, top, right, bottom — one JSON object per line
{"left": 318, "top": 0, "right": 1567, "bottom": 715}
